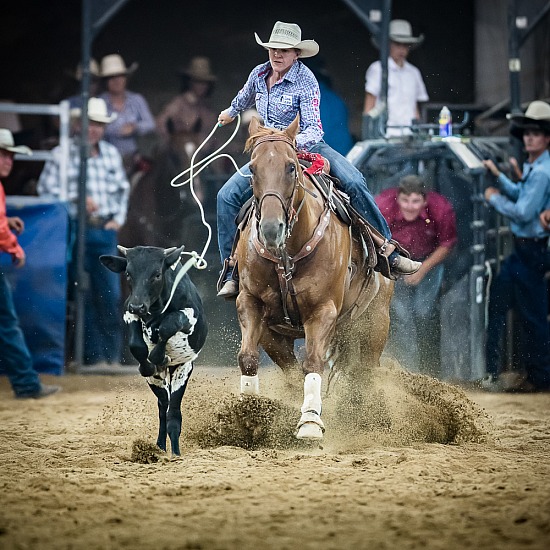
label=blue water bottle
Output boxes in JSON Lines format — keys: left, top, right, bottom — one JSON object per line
{"left": 439, "top": 106, "right": 452, "bottom": 137}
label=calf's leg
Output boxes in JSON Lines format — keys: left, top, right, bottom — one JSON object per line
{"left": 125, "top": 313, "right": 156, "bottom": 377}
{"left": 149, "top": 310, "right": 194, "bottom": 367}
{"left": 166, "top": 362, "right": 194, "bottom": 456}
{"left": 147, "top": 379, "right": 169, "bottom": 451}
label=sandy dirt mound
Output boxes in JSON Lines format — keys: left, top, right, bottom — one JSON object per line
{"left": 184, "top": 359, "right": 491, "bottom": 453}
{"left": 0, "top": 360, "right": 549, "bottom": 549}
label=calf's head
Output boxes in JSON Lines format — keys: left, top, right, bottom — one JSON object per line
{"left": 100, "top": 245, "right": 183, "bottom": 316}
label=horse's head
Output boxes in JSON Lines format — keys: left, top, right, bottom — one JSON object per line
{"left": 246, "top": 115, "right": 301, "bottom": 252}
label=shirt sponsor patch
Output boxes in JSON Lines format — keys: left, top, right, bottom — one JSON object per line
{"left": 280, "top": 94, "right": 293, "bottom": 106}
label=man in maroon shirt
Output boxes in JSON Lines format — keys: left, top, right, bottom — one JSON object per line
{"left": 376, "top": 175, "right": 457, "bottom": 374}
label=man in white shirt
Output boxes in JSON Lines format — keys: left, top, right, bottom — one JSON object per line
{"left": 364, "top": 19, "right": 429, "bottom": 136}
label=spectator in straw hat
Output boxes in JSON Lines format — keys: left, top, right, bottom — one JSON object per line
{"left": 364, "top": 19, "right": 429, "bottom": 136}
{"left": 156, "top": 56, "right": 219, "bottom": 157}
{"left": 37, "top": 98, "right": 130, "bottom": 368}
{"left": 99, "top": 54, "right": 155, "bottom": 173}
{"left": 0, "top": 129, "right": 61, "bottom": 398}
{"left": 482, "top": 100, "right": 550, "bottom": 392}
{"left": 216, "top": 20, "right": 421, "bottom": 297}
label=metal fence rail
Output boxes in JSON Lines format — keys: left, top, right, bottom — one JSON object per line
{"left": 0, "top": 101, "right": 71, "bottom": 200}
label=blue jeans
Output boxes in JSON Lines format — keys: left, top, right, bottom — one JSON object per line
{"left": 80, "top": 228, "right": 123, "bottom": 364}
{"left": 0, "top": 270, "right": 42, "bottom": 397}
{"left": 388, "top": 264, "right": 444, "bottom": 374}
{"left": 485, "top": 239, "right": 550, "bottom": 389}
{"left": 216, "top": 141, "right": 392, "bottom": 266}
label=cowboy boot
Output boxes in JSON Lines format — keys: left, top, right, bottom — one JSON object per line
{"left": 216, "top": 258, "right": 239, "bottom": 299}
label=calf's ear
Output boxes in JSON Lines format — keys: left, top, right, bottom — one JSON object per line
{"left": 164, "top": 245, "right": 184, "bottom": 266}
{"left": 99, "top": 255, "right": 127, "bottom": 273}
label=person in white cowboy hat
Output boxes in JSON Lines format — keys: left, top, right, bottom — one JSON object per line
{"left": 0, "top": 128, "right": 61, "bottom": 399}
{"left": 37, "top": 98, "right": 130, "bottom": 369}
{"left": 216, "top": 20, "right": 421, "bottom": 298}
{"left": 156, "top": 56, "right": 219, "bottom": 157}
{"left": 99, "top": 53, "right": 155, "bottom": 173}
{"left": 481, "top": 100, "right": 550, "bottom": 393}
{"left": 364, "top": 19, "right": 429, "bottom": 137}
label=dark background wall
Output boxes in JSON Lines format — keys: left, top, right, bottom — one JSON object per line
{"left": 1, "top": 0, "right": 475, "bottom": 141}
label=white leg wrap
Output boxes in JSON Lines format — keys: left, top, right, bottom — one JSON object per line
{"left": 297, "top": 373, "right": 324, "bottom": 439}
{"left": 241, "top": 374, "right": 259, "bottom": 395}
{"left": 301, "top": 373, "right": 322, "bottom": 414}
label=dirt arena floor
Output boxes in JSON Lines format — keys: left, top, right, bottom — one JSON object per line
{"left": 1, "top": 359, "right": 549, "bottom": 550}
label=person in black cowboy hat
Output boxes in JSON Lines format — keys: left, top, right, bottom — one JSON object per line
{"left": 482, "top": 100, "right": 550, "bottom": 392}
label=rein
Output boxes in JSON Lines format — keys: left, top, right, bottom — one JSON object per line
{"left": 252, "top": 134, "right": 296, "bottom": 149}
{"left": 250, "top": 134, "right": 330, "bottom": 329}
{"left": 251, "top": 134, "right": 306, "bottom": 239}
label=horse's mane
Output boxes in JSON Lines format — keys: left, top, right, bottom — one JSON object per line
{"left": 244, "top": 125, "right": 295, "bottom": 153}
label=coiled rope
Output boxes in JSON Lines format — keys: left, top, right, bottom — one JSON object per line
{"left": 161, "top": 114, "right": 252, "bottom": 312}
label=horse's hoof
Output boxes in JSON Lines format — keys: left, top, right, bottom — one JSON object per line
{"left": 296, "top": 422, "right": 324, "bottom": 440}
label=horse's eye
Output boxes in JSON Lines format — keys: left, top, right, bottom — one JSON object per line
{"left": 288, "top": 163, "right": 296, "bottom": 175}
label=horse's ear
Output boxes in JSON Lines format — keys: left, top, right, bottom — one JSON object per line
{"left": 248, "top": 116, "right": 262, "bottom": 136}
{"left": 286, "top": 115, "right": 300, "bottom": 141}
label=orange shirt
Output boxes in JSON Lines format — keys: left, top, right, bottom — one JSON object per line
{"left": 0, "top": 181, "right": 24, "bottom": 261}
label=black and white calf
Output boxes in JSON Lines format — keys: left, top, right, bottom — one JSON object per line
{"left": 100, "top": 245, "right": 207, "bottom": 456}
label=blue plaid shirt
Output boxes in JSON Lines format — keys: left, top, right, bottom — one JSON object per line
{"left": 227, "top": 60, "right": 323, "bottom": 151}
{"left": 37, "top": 139, "right": 130, "bottom": 227}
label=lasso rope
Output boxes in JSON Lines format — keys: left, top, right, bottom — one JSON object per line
{"left": 161, "top": 114, "right": 252, "bottom": 313}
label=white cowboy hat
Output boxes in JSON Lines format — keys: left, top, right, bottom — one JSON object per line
{"left": 0, "top": 128, "right": 32, "bottom": 155}
{"left": 507, "top": 100, "right": 550, "bottom": 139}
{"left": 178, "top": 56, "right": 217, "bottom": 81}
{"left": 100, "top": 54, "right": 138, "bottom": 78}
{"left": 70, "top": 97, "right": 117, "bottom": 124}
{"left": 255, "top": 21, "right": 319, "bottom": 58}
{"left": 372, "top": 19, "right": 425, "bottom": 49}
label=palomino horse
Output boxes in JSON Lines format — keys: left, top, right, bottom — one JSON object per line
{"left": 235, "top": 116, "right": 394, "bottom": 441}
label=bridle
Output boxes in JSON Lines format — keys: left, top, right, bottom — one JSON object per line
{"left": 250, "top": 134, "right": 305, "bottom": 238}
{"left": 248, "top": 133, "right": 330, "bottom": 329}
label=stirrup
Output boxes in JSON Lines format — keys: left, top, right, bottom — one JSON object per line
{"left": 216, "top": 258, "right": 237, "bottom": 293}
{"left": 374, "top": 252, "right": 396, "bottom": 280}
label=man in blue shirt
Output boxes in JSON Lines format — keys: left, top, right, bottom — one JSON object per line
{"left": 482, "top": 100, "right": 550, "bottom": 392}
